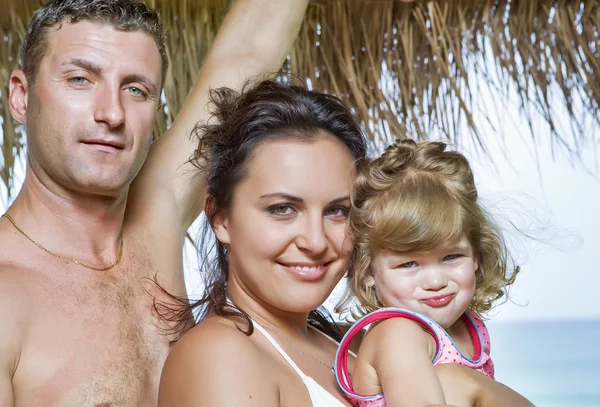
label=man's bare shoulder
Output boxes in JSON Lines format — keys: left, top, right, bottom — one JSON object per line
{"left": 0, "top": 266, "right": 19, "bottom": 407}
{"left": 0, "top": 258, "right": 29, "bottom": 377}
{"left": 0, "top": 225, "right": 35, "bottom": 332}
{"left": 0, "top": 257, "right": 31, "bottom": 326}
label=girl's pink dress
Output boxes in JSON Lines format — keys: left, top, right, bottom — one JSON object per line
{"left": 334, "top": 308, "right": 495, "bottom": 406}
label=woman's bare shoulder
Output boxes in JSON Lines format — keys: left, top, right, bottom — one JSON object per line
{"left": 168, "top": 317, "right": 260, "bottom": 365}
{"left": 159, "top": 317, "right": 280, "bottom": 406}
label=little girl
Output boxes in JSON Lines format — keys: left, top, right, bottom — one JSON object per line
{"left": 334, "top": 140, "right": 526, "bottom": 407}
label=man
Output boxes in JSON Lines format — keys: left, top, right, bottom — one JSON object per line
{"left": 0, "top": 0, "right": 308, "bottom": 405}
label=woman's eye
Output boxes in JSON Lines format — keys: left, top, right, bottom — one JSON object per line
{"left": 325, "top": 205, "right": 350, "bottom": 219}
{"left": 267, "top": 204, "right": 296, "bottom": 217}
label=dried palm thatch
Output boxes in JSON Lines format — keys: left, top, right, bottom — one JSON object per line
{"left": 0, "top": 0, "right": 598, "bottom": 199}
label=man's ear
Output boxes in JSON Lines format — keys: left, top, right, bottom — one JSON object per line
{"left": 204, "top": 194, "right": 231, "bottom": 245}
{"left": 9, "top": 70, "right": 30, "bottom": 124}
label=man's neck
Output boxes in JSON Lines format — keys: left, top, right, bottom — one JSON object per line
{"left": 5, "top": 170, "right": 128, "bottom": 267}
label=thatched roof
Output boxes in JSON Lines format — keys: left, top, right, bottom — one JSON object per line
{"left": 1, "top": 0, "right": 598, "bottom": 199}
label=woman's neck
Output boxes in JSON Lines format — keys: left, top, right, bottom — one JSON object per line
{"left": 227, "top": 285, "right": 312, "bottom": 339}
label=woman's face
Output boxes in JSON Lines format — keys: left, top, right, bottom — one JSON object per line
{"left": 214, "top": 135, "right": 356, "bottom": 314}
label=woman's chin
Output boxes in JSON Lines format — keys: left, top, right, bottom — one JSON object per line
{"left": 271, "top": 289, "right": 334, "bottom": 313}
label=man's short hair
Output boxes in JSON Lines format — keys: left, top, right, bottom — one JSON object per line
{"left": 21, "top": 0, "right": 168, "bottom": 87}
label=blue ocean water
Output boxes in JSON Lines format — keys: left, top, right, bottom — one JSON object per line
{"left": 486, "top": 319, "right": 600, "bottom": 407}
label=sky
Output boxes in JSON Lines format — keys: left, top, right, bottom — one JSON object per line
{"left": 453, "top": 57, "right": 599, "bottom": 322}
{"left": 455, "top": 112, "right": 599, "bottom": 322}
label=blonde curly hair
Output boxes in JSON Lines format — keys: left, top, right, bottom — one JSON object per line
{"left": 340, "top": 139, "right": 519, "bottom": 320}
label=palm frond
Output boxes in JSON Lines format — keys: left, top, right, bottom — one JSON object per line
{"left": 1, "top": 0, "right": 598, "bottom": 199}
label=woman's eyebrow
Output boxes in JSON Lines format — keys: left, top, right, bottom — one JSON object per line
{"left": 259, "top": 192, "right": 303, "bottom": 202}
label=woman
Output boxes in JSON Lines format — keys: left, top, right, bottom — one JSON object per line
{"left": 158, "top": 80, "right": 533, "bottom": 407}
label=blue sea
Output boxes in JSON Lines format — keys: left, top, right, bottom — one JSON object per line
{"left": 487, "top": 319, "right": 600, "bottom": 407}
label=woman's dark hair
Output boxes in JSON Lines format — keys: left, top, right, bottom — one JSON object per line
{"left": 159, "top": 79, "right": 367, "bottom": 342}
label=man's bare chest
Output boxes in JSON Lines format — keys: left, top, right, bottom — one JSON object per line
{"left": 12, "top": 262, "right": 172, "bottom": 406}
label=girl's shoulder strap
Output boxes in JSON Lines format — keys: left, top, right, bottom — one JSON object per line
{"left": 465, "top": 311, "right": 492, "bottom": 354}
{"left": 334, "top": 308, "right": 443, "bottom": 397}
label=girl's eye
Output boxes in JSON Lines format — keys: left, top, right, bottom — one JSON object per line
{"left": 443, "top": 254, "right": 463, "bottom": 261}
{"left": 267, "top": 204, "right": 296, "bottom": 217}
{"left": 325, "top": 205, "right": 350, "bottom": 219}
{"left": 396, "top": 261, "right": 417, "bottom": 269}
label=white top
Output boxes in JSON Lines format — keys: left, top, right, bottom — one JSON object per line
{"left": 253, "top": 321, "right": 347, "bottom": 407}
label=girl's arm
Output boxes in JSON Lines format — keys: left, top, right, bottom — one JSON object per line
{"left": 435, "top": 364, "right": 535, "bottom": 407}
{"left": 354, "top": 318, "right": 446, "bottom": 407}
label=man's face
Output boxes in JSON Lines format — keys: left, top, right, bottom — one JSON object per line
{"left": 20, "top": 20, "right": 162, "bottom": 196}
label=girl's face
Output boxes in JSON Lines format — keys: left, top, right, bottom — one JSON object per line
{"left": 370, "top": 238, "right": 478, "bottom": 329}
{"left": 213, "top": 136, "right": 356, "bottom": 314}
